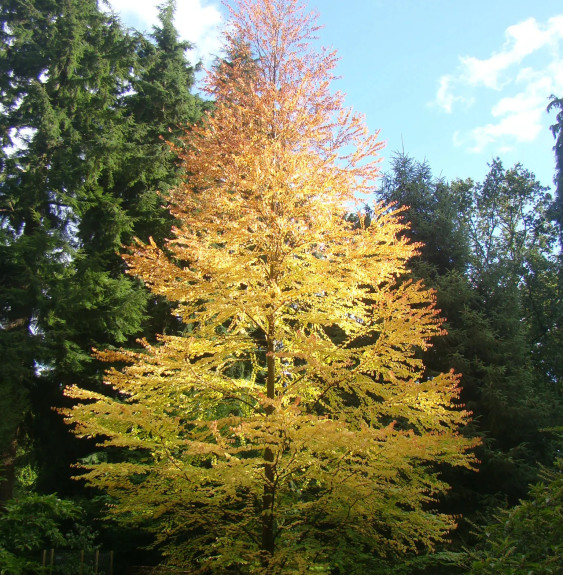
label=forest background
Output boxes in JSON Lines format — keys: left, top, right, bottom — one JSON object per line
{"left": 0, "top": 0, "right": 562, "bottom": 573}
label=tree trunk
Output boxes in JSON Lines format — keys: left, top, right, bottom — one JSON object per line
{"left": 261, "top": 319, "right": 276, "bottom": 560}
{"left": 0, "top": 437, "right": 17, "bottom": 507}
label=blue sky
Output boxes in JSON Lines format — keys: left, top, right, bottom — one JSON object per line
{"left": 108, "top": 0, "right": 563, "bottom": 190}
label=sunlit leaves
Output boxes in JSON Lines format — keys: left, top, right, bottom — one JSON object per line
{"left": 64, "top": 1, "right": 478, "bottom": 572}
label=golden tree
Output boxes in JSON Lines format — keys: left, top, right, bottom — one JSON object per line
{"left": 64, "top": 0, "right": 478, "bottom": 572}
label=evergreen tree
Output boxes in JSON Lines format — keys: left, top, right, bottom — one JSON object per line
{"left": 471, "top": 459, "right": 563, "bottom": 575}
{"left": 378, "top": 152, "right": 470, "bottom": 278}
{"left": 463, "top": 160, "right": 561, "bottom": 474}
{"left": 547, "top": 95, "right": 563, "bottom": 233}
{"left": 0, "top": 0, "right": 206, "bottom": 497}
{"left": 102, "top": 0, "right": 211, "bottom": 341}
{"left": 379, "top": 155, "right": 562, "bottom": 520}
{"left": 0, "top": 0, "right": 137, "bottom": 499}
{"left": 111, "top": 0, "right": 210, "bottom": 249}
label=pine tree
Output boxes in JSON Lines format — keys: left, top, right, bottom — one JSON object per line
{"left": 382, "top": 156, "right": 563, "bottom": 516}
{"left": 112, "top": 0, "right": 210, "bottom": 249}
{"left": 64, "top": 1, "right": 478, "bottom": 572}
{"left": 378, "top": 152, "right": 470, "bottom": 278}
{"left": 464, "top": 161, "right": 562, "bottom": 479}
{"left": 471, "top": 459, "right": 563, "bottom": 574}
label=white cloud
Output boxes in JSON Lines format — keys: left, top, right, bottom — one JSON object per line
{"left": 174, "top": 1, "right": 223, "bottom": 65}
{"left": 462, "top": 109, "right": 543, "bottom": 154}
{"left": 434, "top": 15, "right": 563, "bottom": 154}
{"left": 459, "top": 17, "right": 560, "bottom": 90}
{"left": 107, "top": 0, "right": 223, "bottom": 66}
{"left": 106, "top": 0, "right": 159, "bottom": 29}
{"left": 435, "top": 76, "right": 474, "bottom": 114}
{"left": 453, "top": 67, "right": 556, "bottom": 153}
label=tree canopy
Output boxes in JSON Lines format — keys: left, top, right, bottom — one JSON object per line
{"left": 1, "top": 2, "right": 562, "bottom": 574}
{"left": 0, "top": 0, "right": 206, "bottom": 500}
{"left": 63, "top": 0, "right": 478, "bottom": 572}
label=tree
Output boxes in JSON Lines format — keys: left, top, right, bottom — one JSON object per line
{"left": 64, "top": 0, "right": 478, "bottom": 572}
{"left": 0, "top": 0, "right": 207, "bottom": 498}
{"left": 112, "top": 0, "right": 210, "bottom": 250}
{"left": 378, "top": 152, "right": 470, "bottom": 278}
{"left": 376, "top": 155, "right": 563, "bottom": 569}
{"left": 547, "top": 95, "right": 563, "bottom": 233}
{"left": 462, "top": 160, "right": 561, "bottom": 467}
{"left": 0, "top": 0, "right": 142, "bottom": 500}
{"left": 0, "top": 494, "right": 97, "bottom": 575}
{"left": 381, "top": 157, "right": 562, "bottom": 493}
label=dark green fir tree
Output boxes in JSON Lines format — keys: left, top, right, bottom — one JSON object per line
{"left": 0, "top": 0, "right": 206, "bottom": 498}
{"left": 547, "top": 95, "right": 563, "bottom": 234}
{"left": 0, "top": 0, "right": 139, "bottom": 500}
{"left": 378, "top": 154, "right": 562, "bottom": 531}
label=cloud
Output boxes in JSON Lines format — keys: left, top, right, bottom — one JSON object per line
{"left": 107, "top": 0, "right": 223, "bottom": 66}
{"left": 435, "top": 76, "right": 474, "bottom": 114}
{"left": 433, "top": 15, "right": 563, "bottom": 154}
{"left": 459, "top": 17, "right": 561, "bottom": 90}
{"left": 460, "top": 65, "right": 556, "bottom": 153}
{"left": 174, "top": 1, "right": 223, "bottom": 64}
{"left": 105, "top": 0, "right": 159, "bottom": 30}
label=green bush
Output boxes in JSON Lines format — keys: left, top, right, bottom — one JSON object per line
{"left": 0, "top": 493, "right": 97, "bottom": 574}
{"left": 470, "top": 459, "right": 563, "bottom": 574}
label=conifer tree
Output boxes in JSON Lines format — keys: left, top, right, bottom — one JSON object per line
{"left": 0, "top": 0, "right": 140, "bottom": 499}
{"left": 548, "top": 95, "right": 563, "bottom": 234}
{"left": 379, "top": 155, "right": 563, "bottom": 524}
{"left": 471, "top": 459, "right": 563, "bottom": 574}
{"left": 378, "top": 152, "right": 471, "bottom": 278}
{"left": 64, "top": 1, "right": 478, "bottom": 571}
{"left": 114, "top": 0, "right": 210, "bottom": 249}
{"left": 463, "top": 161, "right": 562, "bottom": 484}
{"left": 0, "top": 0, "right": 205, "bottom": 497}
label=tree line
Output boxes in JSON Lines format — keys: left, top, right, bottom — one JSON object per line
{"left": 1, "top": 0, "right": 562, "bottom": 573}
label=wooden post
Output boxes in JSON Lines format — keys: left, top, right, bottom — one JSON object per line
{"left": 41, "top": 549, "right": 47, "bottom": 567}
{"left": 80, "top": 549, "right": 84, "bottom": 575}
{"left": 94, "top": 549, "right": 99, "bottom": 574}
{"left": 49, "top": 548, "right": 54, "bottom": 573}
{"left": 109, "top": 550, "right": 114, "bottom": 575}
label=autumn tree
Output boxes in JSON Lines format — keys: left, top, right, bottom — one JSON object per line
{"left": 64, "top": 0, "right": 477, "bottom": 572}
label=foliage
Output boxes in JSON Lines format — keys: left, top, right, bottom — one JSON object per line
{"left": 470, "top": 459, "right": 563, "bottom": 575}
{"left": 0, "top": 0, "right": 206, "bottom": 497}
{"left": 108, "top": 0, "right": 210, "bottom": 250}
{"left": 547, "top": 95, "right": 563, "bottom": 232}
{"left": 375, "top": 153, "right": 563, "bottom": 575}
{"left": 0, "top": 493, "right": 97, "bottom": 575}
{"left": 378, "top": 152, "right": 471, "bottom": 277}
{"left": 460, "top": 160, "right": 562, "bottom": 470}
{"left": 0, "top": 0, "right": 139, "bottom": 497}
{"left": 380, "top": 155, "right": 563, "bottom": 508}
{"left": 64, "top": 0, "right": 478, "bottom": 572}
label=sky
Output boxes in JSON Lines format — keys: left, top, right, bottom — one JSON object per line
{"left": 107, "top": 0, "right": 563, "bottom": 190}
